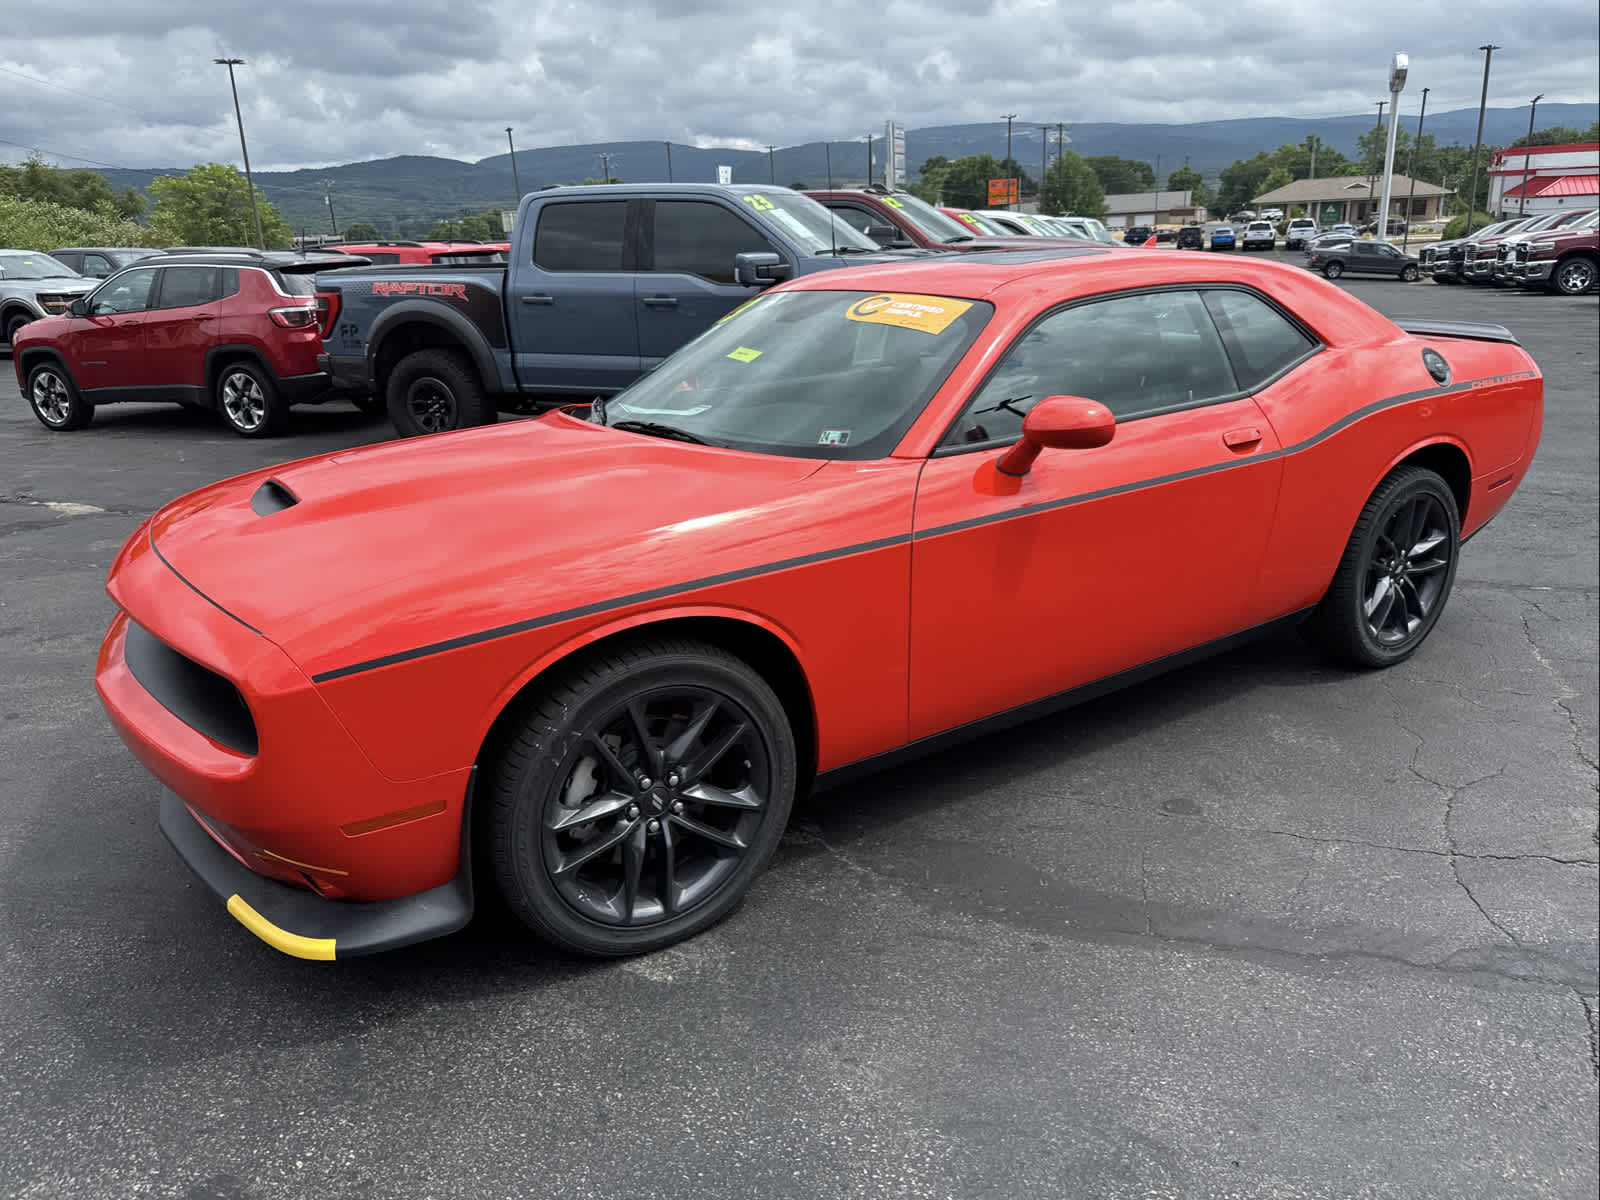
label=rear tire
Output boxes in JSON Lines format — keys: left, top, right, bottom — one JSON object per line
{"left": 386, "top": 349, "right": 496, "bottom": 437}
{"left": 26, "top": 362, "right": 92, "bottom": 431}
{"left": 1303, "top": 466, "right": 1460, "bottom": 668}
{"left": 216, "top": 361, "right": 287, "bottom": 437}
{"left": 487, "top": 637, "right": 796, "bottom": 956}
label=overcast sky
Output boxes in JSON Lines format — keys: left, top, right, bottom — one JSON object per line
{"left": 5, "top": 1, "right": 1598, "bottom": 173}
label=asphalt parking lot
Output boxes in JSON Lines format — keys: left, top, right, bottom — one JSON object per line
{"left": 1, "top": 260, "right": 1596, "bottom": 1199}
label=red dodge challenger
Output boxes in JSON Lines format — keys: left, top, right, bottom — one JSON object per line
{"left": 95, "top": 248, "right": 1543, "bottom": 960}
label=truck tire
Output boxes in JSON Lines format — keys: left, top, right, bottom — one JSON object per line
{"left": 386, "top": 349, "right": 496, "bottom": 437}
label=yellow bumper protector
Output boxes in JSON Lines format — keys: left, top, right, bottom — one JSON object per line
{"left": 226, "top": 894, "right": 337, "bottom": 961}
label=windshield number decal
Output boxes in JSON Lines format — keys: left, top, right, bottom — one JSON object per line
{"left": 742, "top": 195, "right": 777, "bottom": 211}
{"left": 818, "top": 430, "right": 851, "bottom": 446}
{"left": 846, "top": 293, "right": 974, "bottom": 336}
{"left": 727, "top": 346, "right": 763, "bottom": 363}
{"left": 882, "top": 197, "right": 904, "bottom": 208}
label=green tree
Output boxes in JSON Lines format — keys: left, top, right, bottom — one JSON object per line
{"left": 339, "top": 221, "right": 380, "bottom": 241}
{"left": 1166, "top": 165, "right": 1203, "bottom": 193}
{"left": 1215, "top": 152, "right": 1273, "bottom": 215}
{"left": 1039, "top": 150, "right": 1106, "bottom": 220}
{"left": 1084, "top": 156, "right": 1155, "bottom": 193}
{"left": 908, "top": 155, "right": 950, "bottom": 205}
{"left": 938, "top": 154, "right": 1006, "bottom": 209}
{"left": 0, "top": 155, "right": 144, "bottom": 220}
{"left": 1258, "top": 167, "right": 1293, "bottom": 196}
{"left": 148, "top": 163, "right": 291, "bottom": 248}
{"left": 1510, "top": 120, "right": 1599, "bottom": 148}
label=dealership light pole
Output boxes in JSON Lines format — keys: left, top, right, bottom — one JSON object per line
{"left": 214, "top": 58, "right": 265, "bottom": 249}
{"left": 1002, "top": 114, "right": 1017, "bottom": 206}
{"left": 1464, "top": 43, "right": 1501, "bottom": 235}
{"left": 767, "top": 145, "right": 776, "bottom": 184}
{"left": 1402, "top": 86, "right": 1429, "bottom": 250}
{"left": 664, "top": 141, "right": 673, "bottom": 182}
{"left": 1517, "top": 94, "right": 1543, "bottom": 215}
{"left": 1376, "top": 54, "right": 1408, "bottom": 242}
{"left": 505, "top": 127, "right": 521, "bottom": 203}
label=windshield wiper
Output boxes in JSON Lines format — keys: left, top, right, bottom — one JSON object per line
{"left": 941, "top": 234, "right": 976, "bottom": 244}
{"left": 610, "top": 419, "right": 718, "bottom": 446}
{"left": 824, "top": 245, "right": 880, "bottom": 256}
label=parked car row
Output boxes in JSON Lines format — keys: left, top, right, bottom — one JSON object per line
{"left": 1421, "top": 208, "right": 1597, "bottom": 293}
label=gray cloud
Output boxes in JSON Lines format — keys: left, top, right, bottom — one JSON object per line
{"left": 5, "top": 0, "right": 1597, "bottom": 171}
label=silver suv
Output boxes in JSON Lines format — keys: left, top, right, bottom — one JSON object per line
{"left": 0, "top": 251, "right": 94, "bottom": 350}
{"left": 1285, "top": 218, "right": 1319, "bottom": 250}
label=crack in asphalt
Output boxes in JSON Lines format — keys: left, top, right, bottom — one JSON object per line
{"left": 1578, "top": 992, "right": 1600, "bottom": 1078}
{"left": 1138, "top": 844, "right": 1152, "bottom": 937}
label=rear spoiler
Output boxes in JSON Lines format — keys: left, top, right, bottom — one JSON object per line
{"left": 1395, "top": 319, "right": 1519, "bottom": 346}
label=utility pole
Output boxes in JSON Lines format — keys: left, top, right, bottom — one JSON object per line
{"left": 1517, "top": 94, "right": 1543, "bottom": 215}
{"left": 214, "top": 58, "right": 265, "bottom": 249}
{"left": 866, "top": 134, "right": 873, "bottom": 187}
{"left": 766, "top": 145, "right": 776, "bottom": 184}
{"left": 665, "top": 141, "right": 673, "bottom": 182}
{"left": 1464, "top": 43, "right": 1501, "bottom": 235}
{"left": 323, "top": 179, "right": 338, "bottom": 237}
{"left": 1402, "top": 87, "right": 1429, "bottom": 250}
{"left": 505, "top": 127, "right": 520, "bottom": 204}
{"left": 1367, "top": 100, "right": 1385, "bottom": 223}
{"left": 1041, "top": 125, "right": 1049, "bottom": 212}
{"left": 599, "top": 152, "right": 614, "bottom": 183}
{"left": 1002, "top": 113, "right": 1017, "bottom": 206}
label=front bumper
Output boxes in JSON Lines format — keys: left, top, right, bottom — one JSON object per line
{"left": 1511, "top": 259, "right": 1555, "bottom": 284}
{"left": 160, "top": 789, "right": 473, "bottom": 960}
{"left": 1462, "top": 255, "right": 1497, "bottom": 280}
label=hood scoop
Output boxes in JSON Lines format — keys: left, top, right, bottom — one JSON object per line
{"left": 249, "top": 478, "right": 300, "bottom": 517}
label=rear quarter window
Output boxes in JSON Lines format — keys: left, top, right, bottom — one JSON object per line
{"left": 534, "top": 201, "right": 628, "bottom": 271}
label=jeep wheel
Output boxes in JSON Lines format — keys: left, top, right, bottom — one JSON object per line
{"left": 26, "top": 362, "right": 92, "bottom": 431}
{"left": 386, "top": 349, "right": 496, "bottom": 437}
{"left": 216, "top": 361, "right": 287, "bottom": 437}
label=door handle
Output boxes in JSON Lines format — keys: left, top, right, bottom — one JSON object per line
{"left": 1223, "top": 427, "right": 1263, "bottom": 450}
{"left": 192, "top": 313, "right": 215, "bottom": 321}
{"left": 641, "top": 296, "right": 679, "bottom": 309}
{"left": 520, "top": 294, "right": 555, "bottom": 306}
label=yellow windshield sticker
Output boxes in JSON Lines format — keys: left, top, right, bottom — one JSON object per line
{"left": 883, "top": 197, "right": 904, "bottom": 208}
{"left": 742, "top": 194, "right": 777, "bottom": 211}
{"left": 717, "top": 297, "right": 761, "bottom": 324}
{"left": 846, "top": 293, "right": 973, "bottom": 335}
{"left": 727, "top": 346, "right": 763, "bottom": 363}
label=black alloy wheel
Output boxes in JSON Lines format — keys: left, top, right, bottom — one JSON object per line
{"left": 1323, "top": 260, "right": 1344, "bottom": 279}
{"left": 1304, "top": 465, "right": 1460, "bottom": 667}
{"left": 385, "top": 348, "right": 494, "bottom": 436}
{"left": 1553, "top": 257, "right": 1597, "bottom": 296}
{"left": 488, "top": 638, "right": 796, "bottom": 956}
{"left": 26, "top": 362, "right": 92, "bottom": 431}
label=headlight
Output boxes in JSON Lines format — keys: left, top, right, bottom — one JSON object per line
{"left": 1528, "top": 241, "right": 1556, "bottom": 253}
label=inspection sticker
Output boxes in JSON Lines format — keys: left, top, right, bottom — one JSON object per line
{"left": 845, "top": 293, "right": 972, "bottom": 335}
{"left": 726, "top": 346, "right": 763, "bottom": 363}
{"left": 818, "top": 429, "right": 851, "bottom": 446}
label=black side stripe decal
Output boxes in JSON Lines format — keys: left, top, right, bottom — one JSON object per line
{"left": 310, "top": 533, "right": 911, "bottom": 683}
{"left": 309, "top": 372, "right": 1524, "bottom": 682}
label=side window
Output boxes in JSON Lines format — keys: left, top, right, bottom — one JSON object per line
{"left": 82, "top": 254, "right": 114, "bottom": 277}
{"left": 942, "top": 290, "right": 1238, "bottom": 447}
{"left": 651, "top": 201, "right": 779, "bottom": 283}
{"left": 1203, "top": 290, "right": 1318, "bottom": 391}
{"left": 363, "top": 253, "right": 400, "bottom": 265}
{"left": 88, "top": 268, "right": 157, "bottom": 315}
{"left": 534, "top": 201, "right": 627, "bottom": 272}
{"left": 53, "top": 252, "right": 81, "bottom": 273}
{"left": 154, "top": 266, "right": 221, "bottom": 309}
{"left": 219, "top": 268, "right": 240, "bottom": 299}
{"left": 827, "top": 204, "right": 885, "bottom": 242}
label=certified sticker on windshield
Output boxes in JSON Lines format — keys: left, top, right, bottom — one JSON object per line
{"left": 726, "top": 346, "right": 763, "bottom": 363}
{"left": 846, "top": 293, "right": 973, "bottom": 335}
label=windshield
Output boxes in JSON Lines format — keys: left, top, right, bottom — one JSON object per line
{"left": 878, "top": 193, "right": 976, "bottom": 243}
{"left": 0, "top": 253, "right": 77, "bottom": 280}
{"left": 599, "top": 289, "right": 993, "bottom": 459}
{"left": 738, "top": 189, "right": 881, "bottom": 254}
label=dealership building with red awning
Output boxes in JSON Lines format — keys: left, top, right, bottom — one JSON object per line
{"left": 1490, "top": 142, "right": 1599, "bottom": 219}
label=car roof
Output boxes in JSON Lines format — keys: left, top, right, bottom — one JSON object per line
{"left": 145, "top": 252, "right": 362, "bottom": 271}
{"left": 50, "top": 246, "right": 156, "bottom": 254}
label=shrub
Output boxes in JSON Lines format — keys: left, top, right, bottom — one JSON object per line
{"left": 0, "top": 194, "right": 165, "bottom": 251}
{"left": 1440, "top": 211, "right": 1496, "bottom": 241}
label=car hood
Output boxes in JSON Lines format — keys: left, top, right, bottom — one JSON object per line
{"left": 148, "top": 415, "right": 846, "bottom": 672}
{"left": 2, "top": 275, "right": 93, "bottom": 292}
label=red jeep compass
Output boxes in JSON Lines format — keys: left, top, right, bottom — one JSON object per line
{"left": 11, "top": 251, "right": 365, "bottom": 437}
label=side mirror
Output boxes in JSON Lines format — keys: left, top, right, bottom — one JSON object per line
{"left": 68, "top": 298, "right": 89, "bottom": 318}
{"left": 995, "top": 395, "right": 1115, "bottom": 477}
{"left": 864, "top": 223, "right": 899, "bottom": 247}
{"left": 734, "top": 252, "right": 788, "bottom": 287}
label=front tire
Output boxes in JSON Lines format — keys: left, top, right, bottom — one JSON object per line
{"left": 216, "top": 361, "right": 286, "bottom": 437}
{"left": 487, "top": 638, "right": 797, "bottom": 956}
{"left": 386, "top": 349, "right": 495, "bottom": 436}
{"left": 26, "top": 362, "right": 92, "bottom": 431}
{"left": 1400, "top": 265, "right": 1420, "bottom": 282}
{"left": 1552, "top": 256, "right": 1597, "bottom": 296}
{"left": 1323, "top": 261, "right": 1344, "bottom": 279}
{"left": 4, "top": 311, "right": 31, "bottom": 349}
{"left": 1304, "top": 466, "right": 1460, "bottom": 668}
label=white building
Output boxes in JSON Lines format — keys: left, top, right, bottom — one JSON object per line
{"left": 1489, "top": 142, "right": 1598, "bottom": 219}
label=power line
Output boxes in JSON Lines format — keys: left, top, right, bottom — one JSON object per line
{"left": 0, "top": 64, "right": 157, "bottom": 118}
{"left": 0, "top": 134, "right": 136, "bottom": 171}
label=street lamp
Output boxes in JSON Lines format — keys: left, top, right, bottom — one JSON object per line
{"left": 1464, "top": 43, "right": 1501, "bottom": 235}
{"left": 214, "top": 58, "right": 265, "bottom": 249}
{"left": 1517, "top": 94, "right": 1544, "bottom": 215}
{"left": 1002, "top": 113, "right": 1017, "bottom": 206}
{"left": 506, "top": 127, "right": 521, "bottom": 204}
{"left": 1376, "top": 53, "right": 1408, "bottom": 243}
